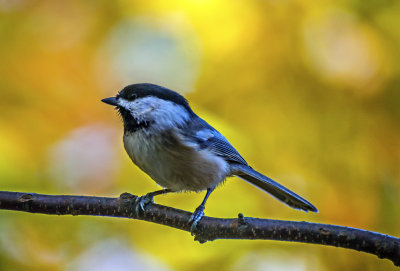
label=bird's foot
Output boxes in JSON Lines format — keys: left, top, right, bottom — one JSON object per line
{"left": 133, "top": 194, "right": 154, "bottom": 216}
{"left": 189, "top": 205, "right": 205, "bottom": 235}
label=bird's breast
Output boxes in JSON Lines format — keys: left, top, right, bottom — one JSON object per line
{"left": 123, "top": 129, "right": 230, "bottom": 192}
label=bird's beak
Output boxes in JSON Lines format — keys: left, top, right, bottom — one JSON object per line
{"left": 101, "top": 97, "right": 118, "bottom": 106}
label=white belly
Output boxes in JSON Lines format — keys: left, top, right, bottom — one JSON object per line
{"left": 123, "top": 130, "right": 230, "bottom": 192}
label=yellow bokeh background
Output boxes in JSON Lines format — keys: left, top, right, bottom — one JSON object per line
{"left": 1, "top": 0, "right": 399, "bottom": 270}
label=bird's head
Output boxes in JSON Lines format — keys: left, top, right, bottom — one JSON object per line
{"left": 102, "top": 83, "right": 194, "bottom": 132}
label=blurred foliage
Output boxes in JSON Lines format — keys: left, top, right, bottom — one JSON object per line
{"left": 0, "top": 0, "right": 399, "bottom": 270}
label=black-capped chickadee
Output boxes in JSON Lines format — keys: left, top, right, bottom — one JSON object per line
{"left": 102, "top": 83, "right": 317, "bottom": 231}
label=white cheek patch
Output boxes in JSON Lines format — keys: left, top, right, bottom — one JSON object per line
{"left": 118, "top": 96, "right": 190, "bottom": 129}
{"left": 117, "top": 98, "right": 133, "bottom": 111}
{"left": 137, "top": 105, "right": 155, "bottom": 115}
{"left": 118, "top": 98, "right": 157, "bottom": 122}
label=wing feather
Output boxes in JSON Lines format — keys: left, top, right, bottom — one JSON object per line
{"left": 180, "top": 117, "right": 248, "bottom": 165}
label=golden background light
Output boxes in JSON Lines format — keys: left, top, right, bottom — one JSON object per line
{"left": 0, "top": 1, "right": 399, "bottom": 270}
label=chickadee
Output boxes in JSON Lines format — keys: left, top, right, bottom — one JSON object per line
{"left": 102, "top": 83, "right": 317, "bottom": 231}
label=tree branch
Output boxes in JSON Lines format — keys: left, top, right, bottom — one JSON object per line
{"left": 0, "top": 191, "right": 399, "bottom": 266}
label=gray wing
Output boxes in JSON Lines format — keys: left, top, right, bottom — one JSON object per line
{"left": 181, "top": 116, "right": 248, "bottom": 165}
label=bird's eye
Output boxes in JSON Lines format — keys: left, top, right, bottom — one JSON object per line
{"left": 127, "top": 93, "right": 137, "bottom": 100}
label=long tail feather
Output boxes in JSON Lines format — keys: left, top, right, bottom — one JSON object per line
{"left": 232, "top": 164, "right": 318, "bottom": 212}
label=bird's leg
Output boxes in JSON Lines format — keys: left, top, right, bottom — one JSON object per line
{"left": 134, "top": 189, "right": 172, "bottom": 215}
{"left": 189, "top": 188, "right": 214, "bottom": 234}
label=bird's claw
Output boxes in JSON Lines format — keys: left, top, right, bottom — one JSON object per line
{"left": 134, "top": 194, "right": 154, "bottom": 215}
{"left": 189, "top": 206, "right": 205, "bottom": 234}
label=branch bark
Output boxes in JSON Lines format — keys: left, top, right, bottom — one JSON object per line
{"left": 0, "top": 191, "right": 399, "bottom": 266}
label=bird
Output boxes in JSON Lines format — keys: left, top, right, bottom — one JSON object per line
{"left": 102, "top": 83, "right": 317, "bottom": 231}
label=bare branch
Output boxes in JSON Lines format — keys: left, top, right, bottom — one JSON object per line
{"left": 0, "top": 191, "right": 399, "bottom": 266}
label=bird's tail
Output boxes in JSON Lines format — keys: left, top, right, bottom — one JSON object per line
{"left": 231, "top": 164, "right": 318, "bottom": 213}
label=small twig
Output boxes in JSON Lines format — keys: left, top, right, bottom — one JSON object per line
{"left": 0, "top": 191, "right": 399, "bottom": 266}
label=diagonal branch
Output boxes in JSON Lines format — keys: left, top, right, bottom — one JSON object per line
{"left": 0, "top": 191, "right": 399, "bottom": 266}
